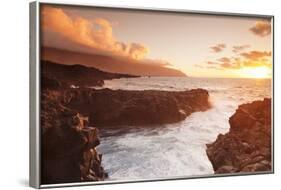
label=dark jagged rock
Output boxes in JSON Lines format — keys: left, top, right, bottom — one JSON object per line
{"left": 41, "top": 90, "right": 107, "bottom": 184}
{"left": 41, "top": 76, "right": 62, "bottom": 90}
{"left": 59, "top": 88, "right": 210, "bottom": 127}
{"left": 41, "top": 60, "right": 139, "bottom": 88}
{"left": 40, "top": 60, "right": 211, "bottom": 183}
{"left": 206, "top": 98, "right": 272, "bottom": 174}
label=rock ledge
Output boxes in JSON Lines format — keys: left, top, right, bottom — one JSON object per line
{"left": 206, "top": 98, "right": 272, "bottom": 174}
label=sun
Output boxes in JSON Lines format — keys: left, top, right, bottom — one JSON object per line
{"left": 239, "top": 66, "right": 271, "bottom": 79}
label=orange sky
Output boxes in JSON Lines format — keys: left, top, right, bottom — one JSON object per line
{"left": 41, "top": 4, "right": 273, "bottom": 78}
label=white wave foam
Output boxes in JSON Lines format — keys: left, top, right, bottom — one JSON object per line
{"left": 97, "top": 77, "right": 271, "bottom": 180}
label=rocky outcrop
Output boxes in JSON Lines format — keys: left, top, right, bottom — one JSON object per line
{"left": 41, "top": 90, "right": 107, "bottom": 184}
{"left": 206, "top": 98, "right": 272, "bottom": 174}
{"left": 41, "top": 60, "right": 139, "bottom": 88}
{"left": 59, "top": 88, "right": 210, "bottom": 127}
{"left": 40, "top": 87, "right": 210, "bottom": 184}
{"left": 41, "top": 76, "right": 61, "bottom": 90}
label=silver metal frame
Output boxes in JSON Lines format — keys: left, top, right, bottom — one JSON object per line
{"left": 30, "top": 1, "right": 40, "bottom": 188}
{"left": 29, "top": 1, "right": 274, "bottom": 188}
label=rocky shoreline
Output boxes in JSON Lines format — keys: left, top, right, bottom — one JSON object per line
{"left": 41, "top": 61, "right": 272, "bottom": 183}
{"left": 41, "top": 88, "right": 210, "bottom": 183}
{"left": 206, "top": 98, "right": 272, "bottom": 174}
{"left": 61, "top": 88, "right": 210, "bottom": 126}
{"left": 41, "top": 60, "right": 139, "bottom": 88}
{"left": 40, "top": 61, "right": 211, "bottom": 184}
{"left": 41, "top": 90, "right": 107, "bottom": 184}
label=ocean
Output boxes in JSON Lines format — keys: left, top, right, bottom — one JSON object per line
{"left": 95, "top": 77, "right": 272, "bottom": 180}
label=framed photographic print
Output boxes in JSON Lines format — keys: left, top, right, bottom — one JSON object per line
{"left": 29, "top": 1, "right": 274, "bottom": 188}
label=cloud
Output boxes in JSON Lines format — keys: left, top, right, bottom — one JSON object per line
{"left": 210, "top": 43, "right": 226, "bottom": 53}
{"left": 206, "top": 61, "right": 218, "bottom": 65}
{"left": 240, "top": 51, "right": 271, "bottom": 61}
{"left": 141, "top": 59, "right": 172, "bottom": 67}
{"left": 241, "top": 51, "right": 272, "bottom": 68}
{"left": 41, "top": 6, "right": 149, "bottom": 60}
{"left": 216, "top": 57, "right": 239, "bottom": 69}
{"left": 42, "top": 47, "right": 187, "bottom": 76}
{"left": 217, "top": 57, "right": 231, "bottom": 63}
{"left": 220, "top": 62, "right": 232, "bottom": 68}
{"left": 220, "top": 60, "right": 242, "bottom": 69}
{"left": 243, "top": 60, "right": 271, "bottom": 68}
{"left": 207, "top": 66, "right": 222, "bottom": 70}
{"left": 195, "top": 62, "right": 222, "bottom": 70}
{"left": 232, "top": 45, "right": 251, "bottom": 53}
{"left": 203, "top": 49, "right": 272, "bottom": 70}
{"left": 127, "top": 43, "right": 149, "bottom": 60}
{"left": 220, "top": 50, "right": 271, "bottom": 69}
{"left": 249, "top": 21, "right": 271, "bottom": 37}
{"left": 194, "top": 64, "right": 204, "bottom": 68}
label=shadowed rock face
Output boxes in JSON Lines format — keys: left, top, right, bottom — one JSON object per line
{"left": 41, "top": 90, "right": 107, "bottom": 184}
{"left": 206, "top": 98, "right": 272, "bottom": 174}
{"left": 40, "top": 61, "right": 211, "bottom": 184}
{"left": 41, "top": 87, "right": 210, "bottom": 184}
{"left": 59, "top": 88, "right": 210, "bottom": 127}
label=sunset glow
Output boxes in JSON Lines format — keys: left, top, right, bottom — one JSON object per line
{"left": 41, "top": 5, "right": 273, "bottom": 79}
{"left": 39, "top": 5, "right": 273, "bottom": 183}
{"left": 239, "top": 66, "right": 271, "bottom": 79}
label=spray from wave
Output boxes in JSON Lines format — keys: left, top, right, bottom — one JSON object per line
{"left": 96, "top": 77, "right": 271, "bottom": 180}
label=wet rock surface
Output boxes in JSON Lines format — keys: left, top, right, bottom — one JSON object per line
{"left": 61, "top": 88, "right": 210, "bottom": 127}
{"left": 40, "top": 61, "right": 212, "bottom": 183}
{"left": 41, "top": 87, "right": 210, "bottom": 184}
{"left": 206, "top": 98, "right": 272, "bottom": 174}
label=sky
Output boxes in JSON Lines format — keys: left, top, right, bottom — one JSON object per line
{"left": 41, "top": 4, "right": 273, "bottom": 78}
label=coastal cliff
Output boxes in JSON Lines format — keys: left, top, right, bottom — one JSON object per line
{"left": 40, "top": 61, "right": 211, "bottom": 183}
{"left": 206, "top": 98, "right": 272, "bottom": 174}
{"left": 41, "top": 60, "right": 139, "bottom": 88}
{"left": 41, "top": 87, "right": 210, "bottom": 184}
{"left": 41, "top": 90, "right": 107, "bottom": 184}
{"left": 59, "top": 88, "right": 210, "bottom": 127}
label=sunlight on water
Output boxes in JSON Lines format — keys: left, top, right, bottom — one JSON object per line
{"left": 96, "top": 77, "right": 271, "bottom": 180}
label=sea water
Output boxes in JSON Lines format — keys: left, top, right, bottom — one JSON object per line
{"left": 96, "top": 77, "right": 271, "bottom": 180}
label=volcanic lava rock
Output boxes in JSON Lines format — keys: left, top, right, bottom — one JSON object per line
{"left": 61, "top": 88, "right": 210, "bottom": 127}
{"left": 41, "top": 60, "right": 139, "bottom": 88}
{"left": 40, "top": 74, "right": 211, "bottom": 183}
{"left": 206, "top": 98, "right": 272, "bottom": 174}
{"left": 41, "top": 90, "right": 107, "bottom": 184}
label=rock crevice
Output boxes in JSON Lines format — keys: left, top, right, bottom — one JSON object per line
{"left": 40, "top": 61, "right": 212, "bottom": 183}
{"left": 41, "top": 91, "right": 107, "bottom": 184}
{"left": 41, "top": 87, "right": 211, "bottom": 184}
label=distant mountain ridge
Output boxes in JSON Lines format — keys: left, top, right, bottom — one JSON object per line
{"left": 41, "top": 47, "right": 187, "bottom": 77}
{"left": 41, "top": 60, "right": 138, "bottom": 88}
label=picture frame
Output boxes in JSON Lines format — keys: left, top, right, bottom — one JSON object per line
{"left": 30, "top": 1, "right": 274, "bottom": 188}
